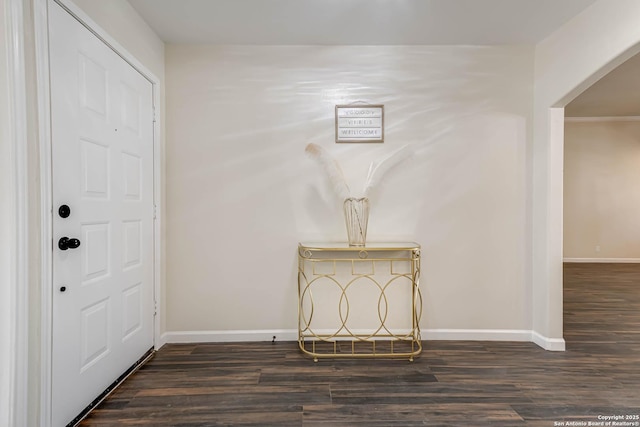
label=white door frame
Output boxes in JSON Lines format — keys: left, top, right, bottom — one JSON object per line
{"left": 2, "top": 0, "right": 29, "bottom": 426}
{"left": 34, "top": 0, "right": 163, "bottom": 425}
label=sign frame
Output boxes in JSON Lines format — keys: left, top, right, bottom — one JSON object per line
{"left": 335, "top": 104, "right": 384, "bottom": 143}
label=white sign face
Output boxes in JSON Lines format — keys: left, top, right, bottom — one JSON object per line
{"left": 335, "top": 105, "right": 384, "bottom": 143}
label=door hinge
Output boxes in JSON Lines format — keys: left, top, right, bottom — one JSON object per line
{"left": 153, "top": 204, "right": 157, "bottom": 219}
{"left": 152, "top": 105, "right": 157, "bottom": 123}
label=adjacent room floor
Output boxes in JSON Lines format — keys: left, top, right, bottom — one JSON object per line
{"left": 80, "top": 263, "right": 640, "bottom": 426}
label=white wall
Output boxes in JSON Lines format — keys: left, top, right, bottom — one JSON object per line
{"left": 165, "top": 45, "right": 533, "bottom": 339}
{"left": 532, "top": 0, "right": 640, "bottom": 345}
{"left": 564, "top": 120, "right": 640, "bottom": 260}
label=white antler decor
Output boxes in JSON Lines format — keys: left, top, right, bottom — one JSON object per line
{"left": 304, "top": 143, "right": 351, "bottom": 200}
{"left": 305, "top": 143, "right": 412, "bottom": 246}
{"left": 363, "top": 144, "right": 413, "bottom": 198}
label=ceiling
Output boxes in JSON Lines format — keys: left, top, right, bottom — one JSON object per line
{"left": 128, "top": 0, "right": 639, "bottom": 117}
{"left": 128, "top": 0, "right": 597, "bottom": 45}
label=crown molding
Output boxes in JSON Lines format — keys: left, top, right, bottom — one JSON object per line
{"left": 565, "top": 116, "right": 640, "bottom": 122}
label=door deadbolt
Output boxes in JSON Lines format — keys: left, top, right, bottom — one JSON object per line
{"left": 58, "top": 237, "right": 81, "bottom": 250}
{"left": 58, "top": 204, "right": 71, "bottom": 218}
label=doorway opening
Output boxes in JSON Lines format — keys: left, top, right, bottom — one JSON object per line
{"left": 562, "top": 52, "right": 640, "bottom": 349}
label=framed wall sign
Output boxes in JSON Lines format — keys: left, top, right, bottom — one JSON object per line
{"left": 335, "top": 104, "right": 384, "bottom": 143}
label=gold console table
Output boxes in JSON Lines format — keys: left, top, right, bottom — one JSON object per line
{"left": 297, "top": 242, "right": 422, "bottom": 361}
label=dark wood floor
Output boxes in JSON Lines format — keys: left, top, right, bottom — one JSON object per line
{"left": 80, "top": 263, "right": 640, "bottom": 426}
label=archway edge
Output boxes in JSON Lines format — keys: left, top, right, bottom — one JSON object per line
{"left": 532, "top": 0, "right": 640, "bottom": 349}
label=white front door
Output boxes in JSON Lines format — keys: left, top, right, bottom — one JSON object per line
{"left": 49, "top": 2, "right": 155, "bottom": 425}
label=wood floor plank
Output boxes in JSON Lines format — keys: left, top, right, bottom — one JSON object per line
{"left": 79, "top": 263, "right": 640, "bottom": 426}
{"left": 302, "top": 403, "right": 526, "bottom": 426}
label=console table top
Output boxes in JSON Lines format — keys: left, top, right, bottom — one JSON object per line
{"left": 299, "top": 242, "right": 420, "bottom": 251}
